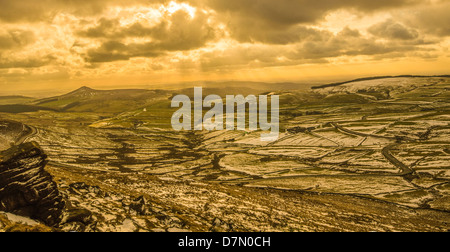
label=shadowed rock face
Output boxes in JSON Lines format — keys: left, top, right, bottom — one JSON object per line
{"left": 0, "top": 142, "right": 64, "bottom": 226}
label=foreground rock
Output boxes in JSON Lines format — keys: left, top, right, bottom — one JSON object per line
{"left": 0, "top": 142, "right": 64, "bottom": 226}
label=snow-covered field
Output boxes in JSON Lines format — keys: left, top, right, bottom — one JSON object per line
{"left": 1, "top": 76, "right": 449, "bottom": 231}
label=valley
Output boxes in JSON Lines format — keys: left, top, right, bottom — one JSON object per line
{"left": 1, "top": 76, "right": 449, "bottom": 232}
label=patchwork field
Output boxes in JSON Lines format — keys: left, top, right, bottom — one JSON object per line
{"left": 1, "top": 76, "right": 449, "bottom": 231}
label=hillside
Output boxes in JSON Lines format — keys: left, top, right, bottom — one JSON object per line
{"left": 30, "top": 87, "right": 172, "bottom": 113}
{"left": 0, "top": 96, "right": 35, "bottom": 105}
{"left": 22, "top": 82, "right": 311, "bottom": 114}
{"left": 311, "top": 75, "right": 450, "bottom": 89}
{"left": 311, "top": 76, "right": 450, "bottom": 103}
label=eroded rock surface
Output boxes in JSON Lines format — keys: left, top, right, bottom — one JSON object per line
{"left": 0, "top": 142, "right": 64, "bottom": 226}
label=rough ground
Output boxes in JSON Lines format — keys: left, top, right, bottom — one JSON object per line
{"left": 45, "top": 164, "right": 450, "bottom": 232}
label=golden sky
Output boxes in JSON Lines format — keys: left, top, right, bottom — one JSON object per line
{"left": 0, "top": 0, "right": 449, "bottom": 95}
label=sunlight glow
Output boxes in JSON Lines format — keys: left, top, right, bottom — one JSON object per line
{"left": 166, "top": 1, "right": 197, "bottom": 18}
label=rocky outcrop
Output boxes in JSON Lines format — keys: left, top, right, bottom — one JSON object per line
{"left": 0, "top": 142, "right": 64, "bottom": 226}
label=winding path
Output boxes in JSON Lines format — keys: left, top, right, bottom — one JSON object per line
{"left": 0, "top": 120, "right": 37, "bottom": 148}
{"left": 330, "top": 122, "right": 396, "bottom": 140}
{"left": 381, "top": 144, "right": 415, "bottom": 176}
{"left": 15, "top": 124, "right": 37, "bottom": 145}
{"left": 331, "top": 122, "right": 415, "bottom": 176}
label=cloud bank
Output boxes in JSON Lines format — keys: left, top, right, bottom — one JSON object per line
{"left": 0, "top": 0, "right": 448, "bottom": 90}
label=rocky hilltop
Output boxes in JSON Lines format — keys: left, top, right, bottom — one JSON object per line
{"left": 0, "top": 142, "right": 64, "bottom": 226}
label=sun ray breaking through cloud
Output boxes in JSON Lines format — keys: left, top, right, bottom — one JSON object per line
{"left": 0, "top": 0, "right": 448, "bottom": 94}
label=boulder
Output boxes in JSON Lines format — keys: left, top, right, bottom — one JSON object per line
{"left": 0, "top": 142, "right": 64, "bottom": 226}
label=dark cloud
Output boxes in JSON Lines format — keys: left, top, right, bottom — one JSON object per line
{"left": 207, "top": 0, "right": 420, "bottom": 25}
{"left": 0, "top": 0, "right": 446, "bottom": 75}
{"left": 78, "top": 18, "right": 164, "bottom": 39}
{"left": 405, "top": 2, "right": 450, "bottom": 36}
{"left": 0, "top": 0, "right": 169, "bottom": 22}
{"left": 199, "top": 26, "right": 427, "bottom": 69}
{"left": 289, "top": 26, "right": 426, "bottom": 61}
{"left": 205, "top": 0, "right": 422, "bottom": 44}
{"left": 0, "top": 0, "right": 97, "bottom": 22}
{"left": 86, "top": 41, "right": 140, "bottom": 63}
{"left": 0, "top": 30, "right": 35, "bottom": 50}
{"left": 0, "top": 0, "right": 50, "bottom": 22}
{"left": 227, "top": 21, "right": 329, "bottom": 45}
{"left": 85, "top": 10, "right": 216, "bottom": 62}
{"left": 78, "top": 18, "right": 123, "bottom": 38}
{"left": 368, "top": 19, "right": 419, "bottom": 40}
{"left": 197, "top": 25, "right": 426, "bottom": 70}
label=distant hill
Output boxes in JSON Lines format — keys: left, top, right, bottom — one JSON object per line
{"left": 308, "top": 75, "right": 450, "bottom": 104}
{"left": 28, "top": 83, "right": 312, "bottom": 113}
{"left": 31, "top": 86, "right": 173, "bottom": 113}
{"left": 0, "top": 95, "right": 35, "bottom": 105}
{"left": 1, "top": 75, "right": 447, "bottom": 114}
{"left": 311, "top": 75, "right": 450, "bottom": 89}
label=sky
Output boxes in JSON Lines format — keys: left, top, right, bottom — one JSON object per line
{"left": 0, "top": 0, "right": 449, "bottom": 95}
